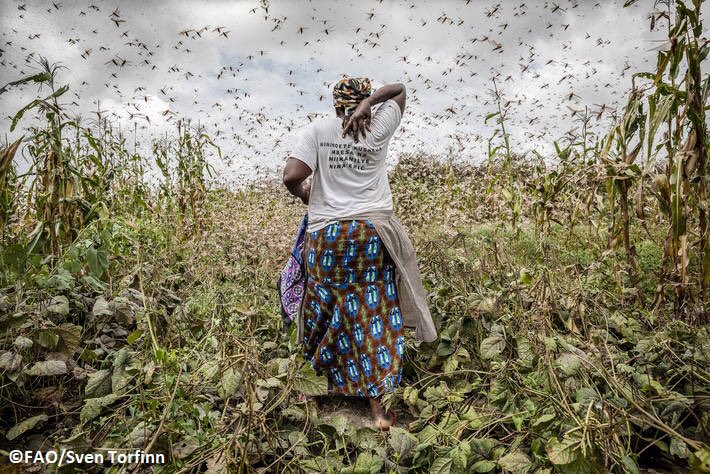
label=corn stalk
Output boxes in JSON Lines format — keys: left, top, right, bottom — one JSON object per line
{"left": 0, "top": 137, "right": 23, "bottom": 244}
{"left": 8, "top": 57, "right": 114, "bottom": 263}
{"left": 599, "top": 88, "right": 646, "bottom": 303}
{"left": 629, "top": 0, "right": 709, "bottom": 319}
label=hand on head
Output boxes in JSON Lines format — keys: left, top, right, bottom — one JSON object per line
{"left": 333, "top": 76, "right": 372, "bottom": 144}
{"left": 342, "top": 100, "right": 371, "bottom": 143}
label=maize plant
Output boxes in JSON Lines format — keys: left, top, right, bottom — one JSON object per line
{"left": 485, "top": 78, "right": 521, "bottom": 234}
{"left": 175, "top": 119, "right": 219, "bottom": 232}
{"left": 150, "top": 120, "right": 220, "bottom": 235}
{"left": 529, "top": 141, "right": 582, "bottom": 236}
{"left": 6, "top": 58, "right": 119, "bottom": 264}
{"left": 0, "top": 137, "right": 23, "bottom": 244}
{"left": 599, "top": 88, "right": 646, "bottom": 302}
{"left": 630, "top": 0, "right": 709, "bottom": 319}
{"left": 153, "top": 133, "right": 175, "bottom": 213}
{"left": 17, "top": 58, "right": 79, "bottom": 258}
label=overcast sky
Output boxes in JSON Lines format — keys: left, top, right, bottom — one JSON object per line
{"left": 0, "top": 0, "right": 688, "bottom": 184}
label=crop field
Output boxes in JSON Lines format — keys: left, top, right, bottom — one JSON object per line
{"left": 0, "top": 0, "right": 709, "bottom": 473}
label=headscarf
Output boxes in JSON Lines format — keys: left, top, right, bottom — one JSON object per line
{"left": 332, "top": 76, "right": 372, "bottom": 131}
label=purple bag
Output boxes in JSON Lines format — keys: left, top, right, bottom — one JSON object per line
{"left": 278, "top": 214, "right": 308, "bottom": 332}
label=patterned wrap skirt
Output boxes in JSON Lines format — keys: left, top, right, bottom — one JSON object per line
{"left": 302, "top": 219, "right": 405, "bottom": 398}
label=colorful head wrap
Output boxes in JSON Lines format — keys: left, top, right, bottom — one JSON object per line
{"left": 332, "top": 76, "right": 372, "bottom": 130}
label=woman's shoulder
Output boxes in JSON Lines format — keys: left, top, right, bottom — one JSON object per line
{"left": 312, "top": 115, "right": 340, "bottom": 128}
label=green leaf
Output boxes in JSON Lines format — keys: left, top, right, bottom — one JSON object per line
{"left": 127, "top": 421, "right": 155, "bottom": 449}
{"left": 470, "top": 438, "right": 498, "bottom": 457}
{"left": 450, "top": 443, "right": 472, "bottom": 469}
{"left": 219, "top": 367, "right": 242, "bottom": 399}
{"left": 498, "top": 450, "right": 532, "bottom": 473}
{"left": 484, "top": 112, "right": 499, "bottom": 124}
{"left": 404, "top": 386, "right": 419, "bottom": 406}
{"left": 0, "top": 72, "right": 51, "bottom": 95}
{"left": 50, "top": 84, "right": 70, "bottom": 99}
{"left": 80, "top": 393, "right": 120, "bottom": 423}
{"left": 111, "top": 351, "right": 135, "bottom": 394}
{"left": 460, "top": 406, "right": 487, "bottom": 429}
{"left": 443, "top": 355, "right": 459, "bottom": 373}
{"left": 689, "top": 447, "right": 710, "bottom": 473}
{"left": 319, "top": 414, "right": 350, "bottom": 437}
{"left": 38, "top": 330, "right": 59, "bottom": 349}
{"left": 417, "top": 424, "right": 439, "bottom": 444}
{"left": 479, "top": 335, "right": 505, "bottom": 360}
{"left": 670, "top": 437, "right": 689, "bottom": 459}
{"left": 546, "top": 434, "right": 581, "bottom": 465}
{"left": 47, "top": 295, "right": 70, "bottom": 315}
{"left": 6, "top": 414, "right": 48, "bottom": 440}
{"left": 86, "top": 246, "right": 108, "bottom": 278}
{"left": 81, "top": 274, "right": 106, "bottom": 292}
{"left": 518, "top": 269, "right": 533, "bottom": 286}
{"left": 299, "top": 457, "right": 332, "bottom": 473}
{"left": 127, "top": 329, "right": 144, "bottom": 344}
{"left": 92, "top": 296, "right": 112, "bottom": 317}
{"left": 388, "top": 427, "right": 417, "bottom": 458}
{"left": 437, "top": 340, "right": 455, "bottom": 357}
{"left": 56, "top": 323, "right": 82, "bottom": 355}
{"left": 0, "top": 351, "right": 23, "bottom": 372}
{"left": 472, "top": 460, "right": 497, "bottom": 472}
{"left": 85, "top": 369, "right": 112, "bottom": 398}
{"left": 1, "top": 243, "right": 25, "bottom": 271}
{"left": 200, "top": 360, "right": 220, "bottom": 382}
{"left": 292, "top": 363, "right": 328, "bottom": 396}
{"left": 10, "top": 85, "right": 69, "bottom": 132}
{"left": 575, "top": 387, "right": 600, "bottom": 405}
{"left": 532, "top": 413, "right": 556, "bottom": 428}
{"left": 342, "top": 452, "right": 383, "bottom": 474}
{"left": 24, "top": 360, "right": 67, "bottom": 376}
{"left": 11, "top": 99, "right": 41, "bottom": 133}
{"left": 620, "top": 455, "right": 640, "bottom": 474}
{"left": 429, "top": 455, "right": 454, "bottom": 474}
{"left": 25, "top": 222, "right": 44, "bottom": 255}
{"left": 554, "top": 353, "right": 582, "bottom": 376}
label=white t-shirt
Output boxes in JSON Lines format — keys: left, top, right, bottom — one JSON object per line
{"left": 290, "top": 99, "right": 402, "bottom": 232}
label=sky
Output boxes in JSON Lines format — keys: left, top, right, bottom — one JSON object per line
{"left": 0, "top": 0, "right": 691, "bottom": 185}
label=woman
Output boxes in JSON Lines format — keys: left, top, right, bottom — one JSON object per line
{"left": 283, "top": 77, "right": 437, "bottom": 430}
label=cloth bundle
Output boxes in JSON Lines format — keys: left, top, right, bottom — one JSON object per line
{"left": 277, "top": 213, "right": 309, "bottom": 332}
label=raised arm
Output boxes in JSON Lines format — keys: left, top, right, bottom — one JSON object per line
{"left": 342, "top": 83, "right": 406, "bottom": 142}
{"left": 363, "top": 83, "right": 406, "bottom": 114}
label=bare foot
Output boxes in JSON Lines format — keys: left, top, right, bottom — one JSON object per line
{"left": 369, "top": 398, "right": 396, "bottom": 431}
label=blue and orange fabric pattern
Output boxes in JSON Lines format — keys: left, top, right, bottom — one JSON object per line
{"left": 302, "top": 219, "right": 405, "bottom": 397}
